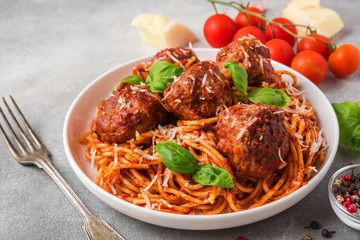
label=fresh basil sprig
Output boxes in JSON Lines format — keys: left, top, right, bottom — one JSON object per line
{"left": 247, "top": 88, "right": 290, "bottom": 108}
{"left": 332, "top": 101, "right": 360, "bottom": 152}
{"left": 155, "top": 141, "right": 233, "bottom": 188}
{"left": 224, "top": 61, "right": 247, "bottom": 98}
{"left": 113, "top": 75, "right": 143, "bottom": 91}
{"left": 146, "top": 61, "right": 184, "bottom": 93}
{"left": 224, "top": 61, "right": 290, "bottom": 108}
{"left": 192, "top": 164, "right": 233, "bottom": 188}
{"left": 155, "top": 141, "right": 198, "bottom": 174}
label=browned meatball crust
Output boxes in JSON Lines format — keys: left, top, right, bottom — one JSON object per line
{"left": 216, "top": 103, "right": 289, "bottom": 178}
{"left": 133, "top": 47, "right": 199, "bottom": 81}
{"left": 163, "top": 61, "right": 233, "bottom": 120}
{"left": 91, "top": 82, "right": 167, "bottom": 144}
{"left": 216, "top": 36, "right": 275, "bottom": 86}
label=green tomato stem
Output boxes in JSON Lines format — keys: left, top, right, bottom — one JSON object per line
{"left": 208, "top": 0, "right": 337, "bottom": 51}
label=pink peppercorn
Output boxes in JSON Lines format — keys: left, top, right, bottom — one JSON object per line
{"left": 343, "top": 201, "right": 351, "bottom": 208}
{"left": 345, "top": 196, "right": 354, "bottom": 203}
{"left": 347, "top": 204, "right": 357, "bottom": 214}
{"left": 344, "top": 174, "right": 352, "bottom": 181}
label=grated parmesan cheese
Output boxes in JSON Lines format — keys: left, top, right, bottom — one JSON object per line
{"left": 100, "top": 177, "right": 103, "bottom": 187}
{"left": 216, "top": 105, "right": 224, "bottom": 116}
{"left": 90, "top": 147, "right": 96, "bottom": 169}
{"left": 231, "top": 118, "right": 236, "bottom": 128}
{"left": 309, "top": 129, "right": 323, "bottom": 156}
{"left": 145, "top": 92, "right": 170, "bottom": 112}
{"left": 167, "top": 51, "right": 184, "bottom": 68}
{"left": 162, "top": 170, "right": 171, "bottom": 187}
{"left": 205, "top": 86, "right": 214, "bottom": 93}
{"left": 278, "top": 148, "right": 285, "bottom": 163}
{"left": 224, "top": 105, "right": 230, "bottom": 119}
{"left": 157, "top": 199, "right": 173, "bottom": 208}
{"left": 143, "top": 174, "right": 158, "bottom": 192}
{"left": 140, "top": 188, "right": 152, "bottom": 209}
{"left": 308, "top": 166, "right": 318, "bottom": 173}
{"left": 109, "top": 183, "right": 117, "bottom": 195}
{"left": 134, "top": 148, "right": 157, "bottom": 160}
{"left": 201, "top": 73, "right": 207, "bottom": 87}
{"left": 162, "top": 88, "right": 174, "bottom": 101}
{"left": 292, "top": 181, "right": 300, "bottom": 186}
{"left": 247, "top": 117, "right": 257, "bottom": 126}
{"left": 258, "top": 55, "right": 264, "bottom": 73}
{"left": 214, "top": 71, "right": 222, "bottom": 81}
{"left": 273, "top": 111, "right": 284, "bottom": 114}
{"left": 236, "top": 128, "right": 247, "bottom": 140}
{"left": 190, "top": 78, "right": 195, "bottom": 95}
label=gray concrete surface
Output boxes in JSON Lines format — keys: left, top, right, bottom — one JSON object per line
{"left": 1, "top": 0, "right": 359, "bottom": 239}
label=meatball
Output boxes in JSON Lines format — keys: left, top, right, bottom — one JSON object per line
{"left": 91, "top": 82, "right": 167, "bottom": 143}
{"left": 216, "top": 103, "right": 289, "bottom": 178}
{"left": 133, "top": 47, "right": 199, "bottom": 80}
{"left": 163, "top": 61, "right": 233, "bottom": 120}
{"left": 216, "top": 36, "right": 275, "bottom": 86}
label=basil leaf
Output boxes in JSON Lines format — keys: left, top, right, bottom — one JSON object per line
{"left": 332, "top": 101, "right": 360, "bottom": 145}
{"left": 247, "top": 87, "right": 290, "bottom": 108}
{"left": 349, "top": 125, "right": 360, "bottom": 152}
{"left": 113, "top": 75, "right": 143, "bottom": 92}
{"left": 192, "top": 164, "right": 233, "bottom": 188}
{"left": 224, "top": 61, "right": 248, "bottom": 97}
{"left": 155, "top": 141, "right": 199, "bottom": 174}
{"left": 146, "top": 61, "right": 184, "bottom": 93}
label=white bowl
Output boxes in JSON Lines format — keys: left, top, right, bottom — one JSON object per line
{"left": 63, "top": 48, "right": 339, "bottom": 230}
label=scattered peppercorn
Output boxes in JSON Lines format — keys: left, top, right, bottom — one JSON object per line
{"left": 304, "top": 221, "right": 320, "bottom": 230}
{"left": 321, "top": 229, "right": 335, "bottom": 238}
{"left": 302, "top": 234, "right": 312, "bottom": 240}
{"left": 237, "top": 236, "right": 248, "bottom": 240}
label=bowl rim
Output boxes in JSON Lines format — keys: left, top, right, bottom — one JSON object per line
{"left": 63, "top": 48, "right": 339, "bottom": 228}
{"left": 328, "top": 163, "right": 360, "bottom": 220}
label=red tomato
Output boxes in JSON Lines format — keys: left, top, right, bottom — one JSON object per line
{"left": 298, "top": 34, "right": 332, "bottom": 60}
{"left": 328, "top": 44, "right": 360, "bottom": 77}
{"left": 265, "top": 17, "right": 297, "bottom": 46}
{"left": 291, "top": 50, "right": 328, "bottom": 85}
{"left": 265, "top": 39, "right": 295, "bottom": 66}
{"left": 234, "top": 7, "right": 266, "bottom": 29}
{"left": 233, "top": 26, "right": 267, "bottom": 44}
{"left": 204, "top": 14, "right": 238, "bottom": 48}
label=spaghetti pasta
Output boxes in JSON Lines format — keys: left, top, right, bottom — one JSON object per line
{"left": 80, "top": 68, "right": 327, "bottom": 215}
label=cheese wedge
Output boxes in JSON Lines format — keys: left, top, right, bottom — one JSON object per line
{"left": 132, "top": 14, "right": 197, "bottom": 49}
{"left": 283, "top": 0, "right": 344, "bottom": 37}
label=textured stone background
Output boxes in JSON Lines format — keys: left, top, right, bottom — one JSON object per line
{"left": 1, "top": 0, "right": 359, "bottom": 239}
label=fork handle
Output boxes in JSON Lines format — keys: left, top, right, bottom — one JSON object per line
{"left": 36, "top": 156, "right": 125, "bottom": 240}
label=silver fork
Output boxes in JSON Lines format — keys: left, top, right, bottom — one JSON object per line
{"left": 0, "top": 96, "right": 125, "bottom": 240}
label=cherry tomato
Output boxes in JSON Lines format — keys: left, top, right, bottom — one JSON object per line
{"left": 233, "top": 26, "right": 267, "bottom": 44}
{"left": 291, "top": 50, "right": 328, "bottom": 85}
{"left": 265, "top": 17, "right": 297, "bottom": 46}
{"left": 265, "top": 39, "right": 295, "bottom": 67}
{"left": 328, "top": 44, "right": 360, "bottom": 77}
{"left": 234, "top": 7, "right": 266, "bottom": 29}
{"left": 298, "top": 34, "right": 332, "bottom": 60}
{"left": 204, "top": 14, "right": 238, "bottom": 48}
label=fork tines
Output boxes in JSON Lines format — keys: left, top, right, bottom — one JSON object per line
{"left": 0, "top": 96, "right": 46, "bottom": 160}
